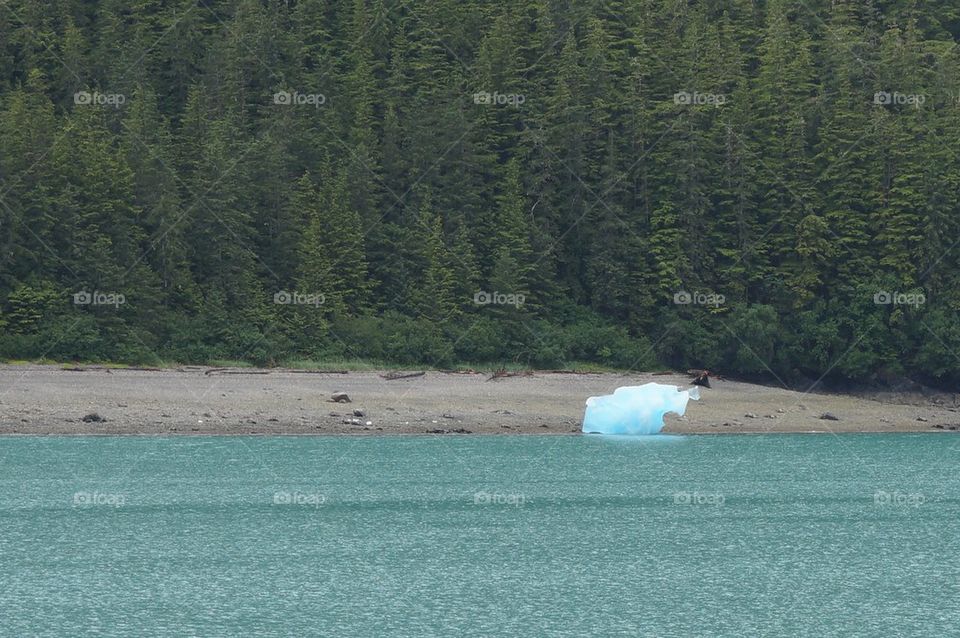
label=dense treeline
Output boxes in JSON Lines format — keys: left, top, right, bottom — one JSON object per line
{"left": 1, "top": 0, "right": 960, "bottom": 386}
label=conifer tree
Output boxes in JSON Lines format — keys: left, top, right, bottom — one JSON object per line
{"left": 416, "top": 199, "right": 458, "bottom": 322}
{"left": 0, "top": 70, "right": 57, "bottom": 284}
{"left": 0, "top": 0, "right": 959, "bottom": 379}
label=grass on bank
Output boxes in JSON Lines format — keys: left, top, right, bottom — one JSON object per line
{"left": 1, "top": 356, "right": 631, "bottom": 375}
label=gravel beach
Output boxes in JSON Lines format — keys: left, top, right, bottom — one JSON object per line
{"left": 0, "top": 364, "right": 956, "bottom": 435}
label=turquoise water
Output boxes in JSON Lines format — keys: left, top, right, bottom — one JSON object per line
{"left": 0, "top": 434, "right": 957, "bottom": 637}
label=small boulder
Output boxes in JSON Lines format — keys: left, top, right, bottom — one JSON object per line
{"left": 81, "top": 413, "right": 105, "bottom": 423}
{"left": 744, "top": 413, "right": 757, "bottom": 419}
{"left": 342, "top": 418, "right": 362, "bottom": 425}
{"left": 916, "top": 416, "right": 928, "bottom": 422}
{"left": 819, "top": 412, "right": 839, "bottom": 421}
{"left": 330, "top": 392, "right": 351, "bottom": 403}
{"left": 353, "top": 409, "right": 366, "bottom": 417}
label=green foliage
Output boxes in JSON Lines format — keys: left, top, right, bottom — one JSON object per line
{"left": 4, "top": 281, "right": 63, "bottom": 334}
{"left": 0, "top": 1, "right": 958, "bottom": 385}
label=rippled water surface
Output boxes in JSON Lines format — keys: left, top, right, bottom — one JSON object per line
{"left": 0, "top": 434, "right": 957, "bottom": 636}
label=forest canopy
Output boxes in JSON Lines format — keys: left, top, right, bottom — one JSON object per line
{"left": 1, "top": 0, "right": 960, "bottom": 387}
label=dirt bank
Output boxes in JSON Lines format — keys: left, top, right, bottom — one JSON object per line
{"left": 0, "top": 364, "right": 956, "bottom": 435}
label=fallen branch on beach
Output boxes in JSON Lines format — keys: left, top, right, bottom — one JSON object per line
{"left": 487, "top": 368, "right": 534, "bottom": 381}
{"left": 379, "top": 371, "right": 426, "bottom": 380}
{"left": 543, "top": 369, "right": 604, "bottom": 375}
{"left": 204, "top": 368, "right": 271, "bottom": 376}
{"left": 286, "top": 369, "right": 349, "bottom": 375}
{"left": 62, "top": 366, "right": 113, "bottom": 373}
{"left": 202, "top": 367, "right": 349, "bottom": 375}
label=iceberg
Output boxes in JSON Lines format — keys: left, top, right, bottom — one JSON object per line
{"left": 581, "top": 383, "right": 700, "bottom": 435}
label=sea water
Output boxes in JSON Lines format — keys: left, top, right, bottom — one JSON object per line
{"left": 0, "top": 434, "right": 957, "bottom": 637}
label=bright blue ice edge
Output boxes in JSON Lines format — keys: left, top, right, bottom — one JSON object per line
{"left": 581, "top": 382, "right": 700, "bottom": 435}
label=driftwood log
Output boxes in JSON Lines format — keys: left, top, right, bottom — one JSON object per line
{"left": 204, "top": 368, "right": 270, "bottom": 376}
{"left": 487, "top": 368, "right": 534, "bottom": 381}
{"left": 379, "top": 371, "right": 426, "bottom": 380}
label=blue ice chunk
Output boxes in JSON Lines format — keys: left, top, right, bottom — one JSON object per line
{"left": 582, "top": 383, "right": 700, "bottom": 435}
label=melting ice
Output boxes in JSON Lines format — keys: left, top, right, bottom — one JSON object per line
{"left": 582, "top": 383, "right": 700, "bottom": 435}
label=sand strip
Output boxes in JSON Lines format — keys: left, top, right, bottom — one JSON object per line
{"left": 0, "top": 365, "right": 956, "bottom": 435}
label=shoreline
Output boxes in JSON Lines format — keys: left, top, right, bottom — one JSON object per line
{"left": 0, "top": 364, "right": 956, "bottom": 435}
{"left": 0, "top": 431, "right": 950, "bottom": 438}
